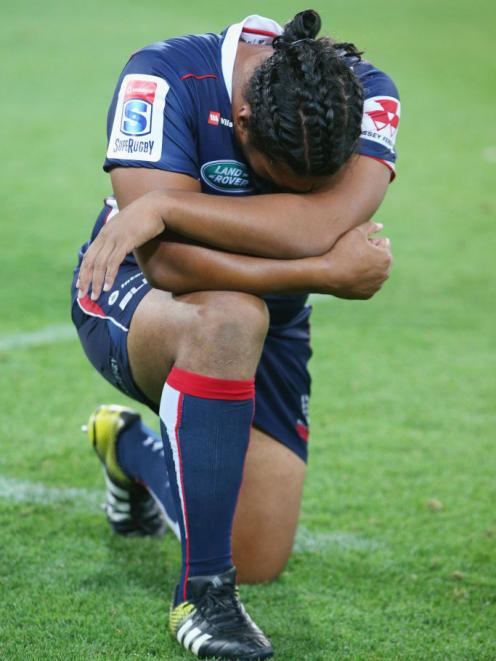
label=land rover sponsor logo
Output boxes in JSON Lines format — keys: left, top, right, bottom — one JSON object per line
{"left": 200, "top": 160, "right": 253, "bottom": 193}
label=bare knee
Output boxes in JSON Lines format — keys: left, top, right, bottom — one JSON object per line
{"left": 193, "top": 291, "right": 269, "bottom": 340}
{"left": 176, "top": 292, "right": 269, "bottom": 377}
{"left": 235, "top": 543, "right": 291, "bottom": 584}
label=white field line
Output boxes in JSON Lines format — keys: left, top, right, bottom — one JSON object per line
{"left": 0, "top": 475, "right": 379, "bottom": 554}
{"left": 293, "top": 526, "right": 381, "bottom": 553}
{"left": 0, "top": 475, "right": 102, "bottom": 510}
{"left": 0, "top": 301, "right": 332, "bottom": 353}
{"left": 483, "top": 146, "right": 496, "bottom": 163}
{"left": 0, "top": 323, "right": 76, "bottom": 352}
{"left": 0, "top": 296, "right": 332, "bottom": 353}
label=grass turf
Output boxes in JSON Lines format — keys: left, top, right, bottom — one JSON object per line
{"left": 1, "top": 0, "right": 495, "bottom": 658}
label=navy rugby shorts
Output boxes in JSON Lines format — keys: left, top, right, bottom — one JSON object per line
{"left": 70, "top": 265, "right": 312, "bottom": 462}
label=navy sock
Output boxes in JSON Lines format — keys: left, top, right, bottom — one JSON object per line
{"left": 159, "top": 367, "right": 254, "bottom": 604}
{"left": 116, "top": 418, "right": 179, "bottom": 537}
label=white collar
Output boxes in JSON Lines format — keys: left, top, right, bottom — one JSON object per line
{"left": 221, "top": 15, "right": 283, "bottom": 102}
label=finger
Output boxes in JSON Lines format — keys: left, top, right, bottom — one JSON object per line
{"left": 368, "top": 237, "right": 393, "bottom": 278}
{"left": 90, "top": 241, "right": 117, "bottom": 300}
{"left": 376, "top": 238, "right": 393, "bottom": 274}
{"left": 357, "top": 220, "right": 384, "bottom": 236}
{"left": 102, "top": 248, "right": 127, "bottom": 293}
{"left": 370, "top": 221, "right": 384, "bottom": 235}
{"left": 77, "top": 227, "right": 114, "bottom": 296}
{"left": 77, "top": 245, "right": 100, "bottom": 297}
{"left": 368, "top": 236, "right": 391, "bottom": 249}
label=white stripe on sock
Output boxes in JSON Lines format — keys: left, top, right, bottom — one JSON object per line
{"left": 160, "top": 384, "right": 188, "bottom": 540}
{"left": 146, "top": 486, "right": 181, "bottom": 541}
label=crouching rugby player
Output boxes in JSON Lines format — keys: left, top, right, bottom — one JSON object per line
{"left": 73, "top": 10, "right": 399, "bottom": 659}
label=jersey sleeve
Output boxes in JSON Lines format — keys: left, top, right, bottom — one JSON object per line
{"left": 103, "top": 49, "right": 199, "bottom": 179}
{"left": 356, "top": 66, "right": 400, "bottom": 179}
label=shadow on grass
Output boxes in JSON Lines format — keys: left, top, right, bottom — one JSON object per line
{"left": 78, "top": 528, "right": 181, "bottom": 599}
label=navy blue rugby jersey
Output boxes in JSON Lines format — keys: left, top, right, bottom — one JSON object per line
{"left": 87, "top": 15, "right": 401, "bottom": 319}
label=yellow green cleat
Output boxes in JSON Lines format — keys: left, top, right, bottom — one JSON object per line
{"left": 86, "top": 404, "right": 166, "bottom": 537}
{"left": 170, "top": 568, "right": 273, "bottom": 659}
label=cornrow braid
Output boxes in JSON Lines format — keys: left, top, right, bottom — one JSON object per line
{"left": 244, "top": 9, "right": 364, "bottom": 177}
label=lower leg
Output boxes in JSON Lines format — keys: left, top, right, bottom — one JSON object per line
{"left": 113, "top": 420, "right": 306, "bottom": 584}
{"left": 161, "top": 369, "right": 255, "bottom": 600}
{"left": 115, "top": 417, "right": 179, "bottom": 537}
{"left": 232, "top": 428, "right": 306, "bottom": 583}
{"left": 126, "top": 291, "right": 269, "bottom": 601}
{"left": 159, "top": 295, "right": 268, "bottom": 600}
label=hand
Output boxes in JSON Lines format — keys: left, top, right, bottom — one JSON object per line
{"left": 76, "top": 192, "right": 167, "bottom": 300}
{"left": 318, "top": 221, "right": 393, "bottom": 299}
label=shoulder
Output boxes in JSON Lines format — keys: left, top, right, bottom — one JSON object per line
{"left": 104, "top": 31, "right": 226, "bottom": 176}
{"left": 347, "top": 57, "right": 401, "bottom": 178}
{"left": 350, "top": 57, "right": 400, "bottom": 101}
{"left": 124, "top": 32, "right": 223, "bottom": 81}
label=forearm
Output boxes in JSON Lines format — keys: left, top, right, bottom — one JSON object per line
{"left": 135, "top": 239, "right": 323, "bottom": 296}
{"left": 152, "top": 156, "right": 389, "bottom": 259}
{"left": 161, "top": 190, "right": 325, "bottom": 259}
{"left": 79, "top": 164, "right": 392, "bottom": 301}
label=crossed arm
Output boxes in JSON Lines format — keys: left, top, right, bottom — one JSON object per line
{"left": 77, "top": 156, "right": 393, "bottom": 300}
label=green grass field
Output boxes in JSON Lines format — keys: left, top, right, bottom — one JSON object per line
{"left": 1, "top": 0, "right": 495, "bottom": 658}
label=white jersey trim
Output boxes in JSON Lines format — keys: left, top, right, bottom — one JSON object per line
{"left": 221, "top": 15, "right": 283, "bottom": 102}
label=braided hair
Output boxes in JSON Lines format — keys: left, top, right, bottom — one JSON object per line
{"left": 244, "top": 10, "right": 364, "bottom": 177}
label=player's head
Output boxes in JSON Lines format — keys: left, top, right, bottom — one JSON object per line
{"left": 237, "top": 9, "right": 364, "bottom": 190}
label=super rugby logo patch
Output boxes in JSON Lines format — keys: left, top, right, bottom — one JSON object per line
{"left": 107, "top": 74, "right": 169, "bottom": 162}
{"left": 361, "top": 96, "right": 400, "bottom": 153}
{"left": 201, "top": 160, "right": 254, "bottom": 194}
{"left": 121, "top": 79, "right": 156, "bottom": 136}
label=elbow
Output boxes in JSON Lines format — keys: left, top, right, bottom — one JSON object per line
{"left": 280, "top": 234, "right": 336, "bottom": 259}
{"left": 138, "top": 256, "right": 160, "bottom": 289}
{"left": 135, "top": 246, "right": 166, "bottom": 289}
{"left": 273, "top": 231, "right": 332, "bottom": 259}
{"left": 140, "top": 258, "right": 170, "bottom": 291}
{"left": 142, "top": 263, "right": 173, "bottom": 291}
{"left": 143, "top": 268, "right": 160, "bottom": 290}
{"left": 141, "top": 259, "right": 190, "bottom": 294}
{"left": 135, "top": 244, "right": 192, "bottom": 294}
{"left": 280, "top": 223, "right": 343, "bottom": 259}
{"left": 275, "top": 242, "right": 314, "bottom": 260}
